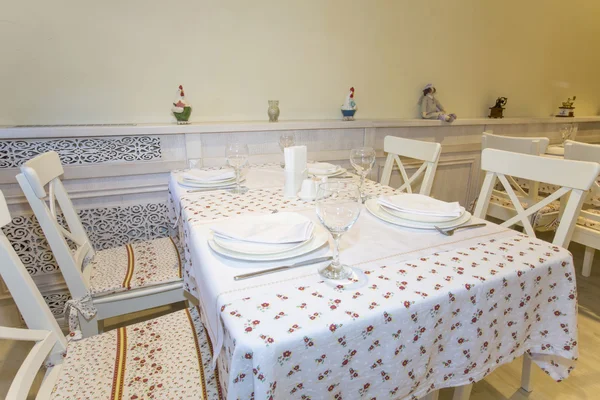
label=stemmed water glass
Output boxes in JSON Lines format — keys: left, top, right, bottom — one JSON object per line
{"left": 226, "top": 142, "right": 249, "bottom": 194}
{"left": 350, "top": 147, "right": 376, "bottom": 201}
{"left": 279, "top": 132, "right": 296, "bottom": 168}
{"left": 559, "top": 123, "right": 578, "bottom": 146}
{"left": 315, "top": 182, "right": 362, "bottom": 280}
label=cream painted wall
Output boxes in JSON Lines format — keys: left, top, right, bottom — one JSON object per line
{"left": 1, "top": 0, "right": 599, "bottom": 125}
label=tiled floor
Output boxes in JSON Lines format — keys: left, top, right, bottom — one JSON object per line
{"left": 1, "top": 241, "right": 599, "bottom": 399}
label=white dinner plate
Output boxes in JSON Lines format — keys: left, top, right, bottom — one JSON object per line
{"left": 176, "top": 175, "right": 245, "bottom": 188}
{"left": 213, "top": 232, "right": 315, "bottom": 255}
{"left": 208, "top": 225, "right": 329, "bottom": 261}
{"left": 365, "top": 199, "right": 472, "bottom": 230}
{"left": 310, "top": 168, "right": 347, "bottom": 177}
{"left": 379, "top": 204, "right": 465, "bottom": 223}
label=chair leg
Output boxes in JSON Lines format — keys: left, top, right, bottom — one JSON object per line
{"left": 79, "top": 314, "right": 100, "bottom": 337}
{"left": 521, "top": 354, "right": 534, "bottom": 393}
{"left": 453, "top": 384, "right": 473, "bottom": 400}
{"left": 582, "top": 246, "right": 595, "bottom": 277}
{"left": 422, "top": 390, "right": 439, "bottom": 400}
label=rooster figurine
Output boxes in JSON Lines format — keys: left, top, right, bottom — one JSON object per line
{"left": 341, "top": 87, "right": 357, "bottom": 121}
{"left": 172, "top": 85, "right": 192, "bottom": 124}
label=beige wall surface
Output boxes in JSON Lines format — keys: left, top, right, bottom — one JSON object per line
{"left": 1, "top": 0, "right": 599, "bottom": 125}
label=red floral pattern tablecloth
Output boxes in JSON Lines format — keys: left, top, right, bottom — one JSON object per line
{"left": 168, "top": 176, "right": 398, "bottom": 300}
{"left": 168, "top": 169, "right": 578, "bottom": 400}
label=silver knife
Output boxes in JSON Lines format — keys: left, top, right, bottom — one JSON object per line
{"left": 233, "top": 256, "right": 332, "bottom": 281}
{"left": 187, "top": 187, "right": 235, "bottom": 193}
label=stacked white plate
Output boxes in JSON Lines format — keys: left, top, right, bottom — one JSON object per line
{"left": 307, "top": 162, "right": 347, "bottom": 178}
{"left": 207, "top": 213, "right": 329, "bottom": 261}
{"left": 176, "top": 168, "right": 245, "bottom": 189}
{"left": 366, "top": 194, "right": 471, "bottom": 230}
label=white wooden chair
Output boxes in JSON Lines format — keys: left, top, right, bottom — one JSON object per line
{"left": 481, "top": 132, "right": 558, "bottom": 229}
{"left": 469, "top": 148, "right": 600, "bottom": 395}
{"left": 0, "top": 190, "right": 219, "bottom": 400}
{"left": 563, "top": 140, "right": 600, "bottom": 277}
{"left": 16, "top": 151, "right": 186, "bottom": 337}
{"left": 0, "top": 190, "right": 67, "bottom": 400}
{"left": 380, "top": 136, "right": 442, "bottom": 196}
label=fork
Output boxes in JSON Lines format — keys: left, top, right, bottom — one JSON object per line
{"left": 434, "top": 223, "right": 486, "bottom": 236}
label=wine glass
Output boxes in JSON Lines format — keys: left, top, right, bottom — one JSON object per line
{"left": 559, "top": 123, "right": 578, "bottom": 146}
{"left": 279, "top": 132, "right": 296, "bottom": 168}
{"left": 559, "top": 124, "right": 571, "bottom": 145}
{"left": 350, "top": 147, "right": 376, "bottom": 200}
{"left": 226, "top": 142, "right": 249, "bottom": 194}
{"left": 316, "top": 182, "right": 362, "bottom": 280}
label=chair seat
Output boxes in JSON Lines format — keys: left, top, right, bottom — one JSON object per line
{"left": 51, "top": 307, "right": 221, "bottom": 399}
{"left": 577, "top": 208, "right": 600, "bottom": 231}
{"left": 89, "top": 237, "right": 182, "bottom": 297}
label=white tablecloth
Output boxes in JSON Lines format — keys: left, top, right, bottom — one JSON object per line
{"left": 168, "top": 165, "right": 578, "bottom": 400}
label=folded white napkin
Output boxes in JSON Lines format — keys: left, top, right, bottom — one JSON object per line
{"left": 308, "top": 162, "right": 339, "bottom": 175}
{"left": 183, "top": 168, "right": 235, "bottom": 182}
{"left": 210, "top": 212, "right": 314, "bottom": 244}
{"left": 378, "top": 194, "right": 462, "bottom": 217}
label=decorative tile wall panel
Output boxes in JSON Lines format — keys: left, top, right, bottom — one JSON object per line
{"left": 43, "top": 291, "right": 71, "bottom": 320}
{"left": 80, "top": 203, "right": 170, "bottom": 250}
{"left": 1, "top": 202, "right": 170, "bottom": 276}
{"left": 0, "top": 136, "right": 162, "bottom": 168}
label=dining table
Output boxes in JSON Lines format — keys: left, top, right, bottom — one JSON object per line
{"left": 168, "top": 163, "right": 578, "bottom": 400}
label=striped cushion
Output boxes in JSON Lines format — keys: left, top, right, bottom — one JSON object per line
{"left": 89, "top": 237, "right": 182, "bottom": 297}
{"left": 577, "top": 209, "right": 600, "bottom": 231}
{"left": 489, "top": 194, "right": 561, "bottom": 215}
{"left": 51, "top": 308, "right": 222, "bottom": 400}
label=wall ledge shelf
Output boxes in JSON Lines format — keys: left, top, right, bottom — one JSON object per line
{"left": 1, "top": 116, "right": 599, "bottom": 139}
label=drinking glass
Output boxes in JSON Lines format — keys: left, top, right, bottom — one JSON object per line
{"left": 559, "top": 123, "right": 578, "bottom": 145}
{"left": 279, "top": 132, "right": 296, "bottom": 168}
{"left": 226, "top": 142, "right": 249, "bottom": 194}
{"left": 316, "top": 182, "right": 362, "bottom": 280}
{"left": 350, "top": 147, "right": 376, "bottom": 200}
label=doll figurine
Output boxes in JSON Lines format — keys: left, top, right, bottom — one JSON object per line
{"left": 418, "top": 84, "right": 456, "bottom": 122}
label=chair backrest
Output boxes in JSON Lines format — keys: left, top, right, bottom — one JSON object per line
{"left": 474, "top": 148, "right": 600, "bottom": 248}
{"left": 564, "top": 140, "right": 600, "bottom": 163}
{"left": 16, "top": 151, "right": 94, "bottom": 300}
{"left": 380, "top": 136, "right": 442, "bottom": 196}
{"left": 0, "top": 190, "right": 67, "bottom": 400}
{"left": 482, "top": 132, "right": 550, "bottom": 155}
{"left": 482, "top": 132, "right": 551, "bottom": 206}
{"left": 564, "top": 140, "right": 600, "bottom": 201}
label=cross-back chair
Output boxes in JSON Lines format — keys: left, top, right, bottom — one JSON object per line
{"left": 469, "top": 148, "right": 600, "bottom": 395}
{"left": 0, "top": 190, "right": 219, "bottom": 400}
{"left": 16, "top": 151, "right": 186, "bottom": 337}
{"left": 380, "top": 136, "right": 442, "bottom": 196}
{"left": 0, "top": 191, "right": 67, "bottom": 400}
{"left": 564, "top": 140, "right": 600, "bottom": 277}
{"left": 481, "top": 132, "right": 557, "bottom": 229}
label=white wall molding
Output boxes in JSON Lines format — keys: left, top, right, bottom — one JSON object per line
{"left": 1, "top": 117, "right": 599, "bottom": 139}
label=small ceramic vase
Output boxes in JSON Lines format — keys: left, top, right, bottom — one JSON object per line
{"left": 268, "top": 100, "right": 280, "bottom": 122}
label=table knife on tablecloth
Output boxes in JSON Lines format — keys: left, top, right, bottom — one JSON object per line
{"left": 233, "top": 256, "right": 332, "bottom": 281}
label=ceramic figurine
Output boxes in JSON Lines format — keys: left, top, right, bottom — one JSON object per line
{"left": 556, "top": 96, "right": 576, "bottom": 117}
{"left": 172, "top": 85, "right": 192, "bottom": 124}
{"left": 489, "top": 97, "right": 508, "bottom": 119}
{"left": 268, "top": 100, "right": 280, "bottom": 122}
{"left": 341, "top": 87, "right": 357, "bottom": 121}
{"left": 418, "top": 84, "right": 456, "bottom": 122}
